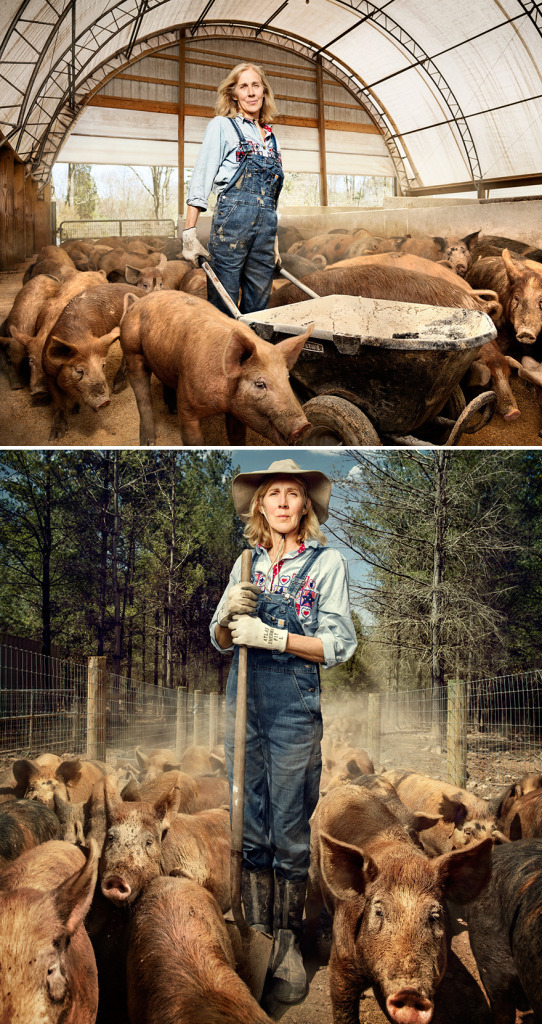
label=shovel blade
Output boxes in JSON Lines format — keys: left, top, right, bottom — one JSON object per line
{"left": 226, "top": 918, "right": 274, "bottom": 1003}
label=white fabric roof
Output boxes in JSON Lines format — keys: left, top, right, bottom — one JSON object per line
{"left": 1, "top": 0, "right": 542, "bottom": 192}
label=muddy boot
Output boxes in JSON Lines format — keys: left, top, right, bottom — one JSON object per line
{"left": 241, "top": 868, "right": 273, "bottom": 933}
{"left": 271, "top": 875, "right": 307, "bottom": 1004}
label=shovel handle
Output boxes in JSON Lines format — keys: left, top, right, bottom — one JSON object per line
{"left": 230, "top": 548, "right": 253, "bottom": 931}
{"left": 279, "top": 266, "right": 321, "bottom": 299}
{"left": 197, "top": 257, "right": 243, "bottom": 320}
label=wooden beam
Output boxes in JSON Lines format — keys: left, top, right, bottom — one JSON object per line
{"left": 13, "top": 161, "right": 25, "bottom": 261}
{"left": 407, "top": 172, "right": 542, "bottom": 196}
{"left": 87, "top": 94, "right": 381, "bottom": 133}
{"left": 316, "top": 55, "right": 327, "bottom": 207}
{"left": 178, "top": 31, "right": 185, "bottom": 220}
{"left": 0, "top": 147, "right": 15, "bottom": 271}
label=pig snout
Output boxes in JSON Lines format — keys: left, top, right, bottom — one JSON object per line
{"left": 101, "top": 873, "right": 132, "bottom": 903}
{"left": 93, "top": 396, "right": 110, "bottom": 410}
{"left": 503, "top": 406, "right": 520, "bottom": 421}
{"left": 386, "top": 989, "right": 434, "bottom": 1024}
{"left": 516, "top": 330, "right": 537, "bottom": 344}
{"left": 288, "top": 418, "right": 312, "bottom": 444}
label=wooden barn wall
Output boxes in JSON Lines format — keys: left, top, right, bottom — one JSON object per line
{"left": 0, "top": 141, "right": 51, "bottom": 270}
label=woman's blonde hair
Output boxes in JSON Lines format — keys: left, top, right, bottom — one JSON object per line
{"left": 215, "top": 62, "right": 278, "bottom": 124}
{"left": 243, "top": 477, "right": 327, "bottom": 549}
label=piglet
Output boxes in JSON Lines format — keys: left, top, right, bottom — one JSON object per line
{"left": 119, "top": 290, "right": 313, "bottom": 445}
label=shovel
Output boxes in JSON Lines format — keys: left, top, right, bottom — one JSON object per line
{"left": 229, "top": 547, "right": 274, "bottom": 1000}
{"left": 198, "top": 257, "right": 320, "bottom": 320}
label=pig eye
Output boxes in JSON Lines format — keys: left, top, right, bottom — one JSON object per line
{"left": 372, "top": 902, "right": 384, "bottom": 919}
{"left": 47, "top": 961, "right": 67, "bottom": 1002}
{"left": 145, "top": 837, "right": 154, "bottom": 847}
{"left": 74, "top": 367, "right": 84, "bottom": 379}
{"left": 428, "top": 907, "right": 442, "bottom": 923}
{"left": 254, "top": 379, "right": 267, "bottom": 390}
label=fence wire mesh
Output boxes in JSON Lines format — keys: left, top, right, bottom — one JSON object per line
{"left": 0, "top": 644, "right": 226, "bottom": 770}
{"left": 322, "top": 670, "right": 542, "bottom": 799}
{"left": 57, "top": 218, "right": 175, "bottom": 241}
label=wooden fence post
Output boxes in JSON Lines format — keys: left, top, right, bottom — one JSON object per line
{"left": 175, "top": 686, "right": 187, "bottom": 760}
{"left": 87, "top": 656, "right": 106, "bottom": 761}
{"left": 368, "top": 692, "right": 381, "bottom": 764}
{"left": 447, "top": 678, "right": 468, "bottom": 787}
{"left": 192, "top": 689, "right": 201, "bottom": 747}
{"left": 209, "top": 692, "right": 218, "bottom": 749}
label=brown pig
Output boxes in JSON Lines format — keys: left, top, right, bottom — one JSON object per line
{"left": 134, "top": 744, "right": 180, "bottom": 780}
{"left": 498, "top": 788, "right": 542, "bottom": 840}
{"left": 0, "top": 274, "right": 62, "bottom": 387}
{"left": 100, "top": 781, "right": 231, "bottom": 911}
{"left": 0, "top": 799, "right": 61, "bottom": 865}
{"left": 99, "top": 247, "right": 166, "bottom": 281}
{"left": 0, "top": 839, "right": 99, "bottom": 1024}
{"left": 306, "top": 786, "right": 493, "bottom": 1024}
{"left": 439, "top": 231, "right": 481, "bottom": 277}
{"left": 466, "top": 248, "right": 542, "bottom": 344}
{"left": 42, "top": 282, "right": 143, "bottom": 440}
{"left": 400, "top": 235, "right": 448, "bottom": 261}
{"left": 126, "top": 876, "right": 273, "bottom": 1024}
{"left": 125, "top": 258, "right": 193, "bottom": 292}
{"left": 120, "top": 290, "right": 313, "bottom": 445}
{"left": 13, "top": 755, "right": 107, "bottom": 809}
{"left": 122, "top": 769, "right": 199, "bottom": 814}
{"left": 7, "top": 270, "right": 107, "bottom": 395}
{"left": 23, "top": 244, "right": 76, "bottom": 284}
{"left": 463, "top": 340, "right": 520, "bottom": 421}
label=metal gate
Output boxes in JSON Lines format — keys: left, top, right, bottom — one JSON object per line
{"left": 58, "top": 218, "right": 175, "bottom": 242}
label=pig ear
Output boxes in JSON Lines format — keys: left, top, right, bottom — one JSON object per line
{"left": 57, "top": 758, "right": 83, "bottom": 786}
{"left": 319, "top": 830, "right": 377, "bottom": 902}
{"left": 438, "top": 794, "right": 467, "bottom": 827}
{"left": 223, "top": 330, "right": 257, "bottom": 378}
{"left": 462, "top": 230, "right": 480, "bottom": 250}
{"left": 53, "top": 791, "right": 70, "bottom": 817}
{"left": 135, "top": 746, "right": 148, "bottom": 771}
{"left": 504, "top": 355, "right": 522, "bottom": 372}
{"left": 162, "top": 761, "right": 182, "bottom": 773}
{"left": 98, "top": 269, "right": 107, "bottom": 279}
{"left": 502, "top": 248, "right": 521, "bottom": 283}
{"left": 122, "top": 292, "right": 139, "bottom": 318}
{"left": 124, "top": 265, "right": 141, "bottom": 284}
{"left": 274, "top": 324, "right": 314, "bottom": 370}
{"left": 410, "top": 812, "right": 442, "bottom": 832}
{"left": 433, "top": 237, "right": 447, "bottom": 252}
{"left": 435, "top": 836, "right": 493, "bottom": 904}
{"left": 55, "top": 840, "right": 99, "bottom": 937}
{"left": 467, "top": 361, "right": 491, "bottom": 387}
{"left": 99, "top": 327, "right": 120, "bottom": 351}
{"left": 13, "top": 758, "right": 39, "bottom": 788}
{"left": 156, "top": 253, "right": 167, "bottom": 270}
{"left": 121, "top": 778, "right": 141, "bottom": 802}
{"left": 8, "top": 326, "right": 32, "bottom": 349}
{"left": 47, "top": 337, "right": 79, "bottom": 364}
{"left": 209, "top": 753, "right": 226, "bottom": 775}
{"left": 153, "top": 785, "right": 180, "bottom": 833}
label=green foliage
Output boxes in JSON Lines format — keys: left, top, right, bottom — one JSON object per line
{"left": 67, "top": 163, "right": 99, "bottom": 219}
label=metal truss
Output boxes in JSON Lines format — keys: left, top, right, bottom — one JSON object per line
{"left": 1, "top": 0, "right": 532, "bottom": 190}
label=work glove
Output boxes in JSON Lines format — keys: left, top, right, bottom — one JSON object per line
{"left": 218, "top": 582, "right": 261, "bottom": 628}
{"left": 230, "top": 614, "right": 288, "bottom": 653}
{"left": 274, "top": 234, "right": 282, "bottom": 269}
{"left": 182, "top": 227, "right": 211, "bottom": 267}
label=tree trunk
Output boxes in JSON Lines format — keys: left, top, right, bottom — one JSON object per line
{"left": 165, "top": 453, "right": 177, "bottom": 689}
{"left": 41, "top": 452, "right": 52, "bottom": 660}
{"left": 97, "top": 453, "right": 111, "bottom": 657}
{"left": 429, "top": 451, "right": 449, "bottom": 750}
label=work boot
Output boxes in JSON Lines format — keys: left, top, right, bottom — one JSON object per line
{"left": 271, "top": 874, "right": 307, "bottom": 1004}
{"left": 241, "top": 867, "right": 273, "bottom": 933}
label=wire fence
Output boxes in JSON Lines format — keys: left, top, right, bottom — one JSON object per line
{"left": 0, "top": 644, "right": 225, "bottom": 769}
{"left": 2, "top": 641, "right": 541, "bottom": 799}
{"left": 57, "top": 218, "right": 176, "bottom": 242}
{"left": 322, "top": 669, "right": 542, "bottom": 799}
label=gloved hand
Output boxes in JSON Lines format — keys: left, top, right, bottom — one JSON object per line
{"left": 218, "top": 582, "right": 261, "bottom": 628}
{"left": 230, "top": 614, "right": 288, "bottom": 652}
{"left": 182, "top": 227, "right": 211, "bottom": 267}
{"left": 274, "top": 234, "right": 282, "bottom": 269}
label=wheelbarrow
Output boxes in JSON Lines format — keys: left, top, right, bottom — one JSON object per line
{"left": 200, "top": 260, "right": 498, "bottom": 446}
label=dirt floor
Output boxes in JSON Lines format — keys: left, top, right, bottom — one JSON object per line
{"left": 1, "top": 259, "right": 541, "bottom": 448}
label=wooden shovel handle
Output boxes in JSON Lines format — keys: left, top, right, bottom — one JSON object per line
{"left": 230, "top": 549, "right": 253, "bottom": 928}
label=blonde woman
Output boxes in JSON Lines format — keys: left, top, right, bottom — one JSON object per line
{"left": 182, "top": 62, "right": 283, "bottom": 315}
{"left": 210, "top": 459, "right": 357, "bottom": 1004}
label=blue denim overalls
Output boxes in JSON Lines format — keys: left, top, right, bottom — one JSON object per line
{"left": 207, "top": 117, "right": 284, "bottom": 317}
{"left": 224, "top": 547, "right": 323, "bottom": 881}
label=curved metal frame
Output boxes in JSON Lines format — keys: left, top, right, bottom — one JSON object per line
{"left": 0, "top": 0, "right": 535, "bottom": 188}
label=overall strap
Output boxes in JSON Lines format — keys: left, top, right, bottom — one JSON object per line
{"left": 284, "top": 548, "right": 323, "bottom": 599}
{"left": 229, "top": 116, "right": 247, "bottom": 144}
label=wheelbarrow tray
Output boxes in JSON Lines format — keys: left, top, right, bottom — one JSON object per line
{"left": 242, "top": 295, "right": 497, "bottom": 434}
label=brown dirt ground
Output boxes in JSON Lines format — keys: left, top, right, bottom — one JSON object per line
{"left": 1, "top": 259, "right": 541, "bottom": 448}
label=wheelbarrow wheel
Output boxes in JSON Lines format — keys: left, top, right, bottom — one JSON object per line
{"left": 302, "top": 395, "right": 380, "bottom": 446}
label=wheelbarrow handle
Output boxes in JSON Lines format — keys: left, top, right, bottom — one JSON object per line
{"left": 279, "top": 267, "right": 321, "bottom": 299}
{"left": 197, "top": 257, "right": 242, "bottom": 320}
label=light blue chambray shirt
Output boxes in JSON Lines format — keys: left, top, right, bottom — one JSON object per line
{"left": 210, "top": 540, "right": 357, "bottom": 670}
{"left": 187, "top": 115, "right": 282, "bottom": 212}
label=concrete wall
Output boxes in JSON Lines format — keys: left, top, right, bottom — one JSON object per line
{"left": 277, "top": 197, "right": 542, "bottom": 245}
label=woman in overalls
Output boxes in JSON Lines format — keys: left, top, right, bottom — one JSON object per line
{"left": 211, "top": 458, "right": 357, "bottom": 1003}
{"left": 182, "top": 62, "right": 283, "bottom": 315}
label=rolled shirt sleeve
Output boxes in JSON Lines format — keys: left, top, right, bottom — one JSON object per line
{"left": 209, "top": 545, "right": 357, "bottom": 668}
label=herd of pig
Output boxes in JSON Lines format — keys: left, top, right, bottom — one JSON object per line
{"left": 2, "top": 226, "right": 542, "bottom": 444}
{"left": 1, "top": 734, "right": 542, "bottom": 1024}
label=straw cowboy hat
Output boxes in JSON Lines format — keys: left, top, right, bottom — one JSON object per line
{"left": 232, "top": 458, "right": 331, "bottom": 524}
